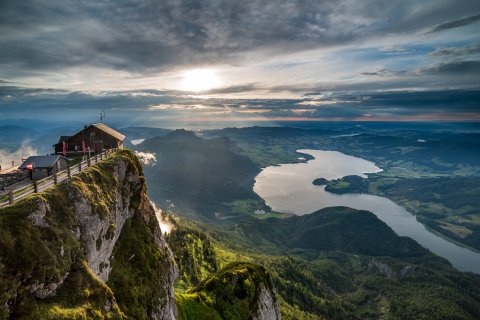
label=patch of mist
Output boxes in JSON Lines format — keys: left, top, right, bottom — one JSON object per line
{"left": 0, "top": 141, "right": 38, "bottom": 170}
{"left": 151, "top": 201, "right": 174, "bottom": 235}
{"left": 134, "top": 151, "right": 156, "bottom": 166}
{"left": 131, "top": 138, "right": 145, "bottom": 145}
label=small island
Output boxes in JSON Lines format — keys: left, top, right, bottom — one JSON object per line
{"left": 313, "top": 175, "right": 370, "bottom": 194}
{"left": 312, "top": 178, "right": 329, "bottom": 185}
{"left": 324, "top": 175, "right": 369, "bottom": 194}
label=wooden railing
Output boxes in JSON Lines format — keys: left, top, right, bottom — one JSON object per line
{"left": 0, "top": 148, "right": 118, "bottom": 208}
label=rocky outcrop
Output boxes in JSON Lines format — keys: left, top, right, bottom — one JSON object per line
{"left": 26, "top": 200, "right": 50, "bottom": 228}
{"left": 1, "top": 149, "right": 282, "bottom": 320}
{"left": 192, "top": 262, "right": 281, "bottom": 320}
{"left": 29, "top": 271, "right": 69, "bottom": 299}
{"left": 368, "top": 259, "right": 416, "bottom": 278}
{"left": 252, "top": 282, "right": 281, "bottom": 320}
{"left": 67, "top": 156, "right": 139, "bottom": 281}
{"left": 0, "top": 150, "right": 178, "bottom": 319}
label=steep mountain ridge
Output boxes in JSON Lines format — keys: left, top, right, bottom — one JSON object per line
{"left": 0, "top": 150, "right": 178, "bottom": 319}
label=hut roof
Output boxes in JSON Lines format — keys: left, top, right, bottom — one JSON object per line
{"left": 91, "top": 123, "right": 125, "bottom": 141}
{"left": 19, "top": 155, "right": 65, "bottom": 169}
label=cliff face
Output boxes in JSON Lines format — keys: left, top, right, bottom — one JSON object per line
{"left": 0, "top": 150, "right": 177, "bottom": 319}
{"left": 251, "top": 282, "right": 281, "bottom": 320}
{"left": 67, "top": 156, "right": 137, "bottom": 282}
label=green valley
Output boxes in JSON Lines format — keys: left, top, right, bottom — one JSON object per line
{"left": 131, "top": 126, "right": 480, "bottom": 319}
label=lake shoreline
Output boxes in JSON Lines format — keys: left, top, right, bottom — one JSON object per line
{"left": 254, "top": 149, "right": 480, "bottom": 274}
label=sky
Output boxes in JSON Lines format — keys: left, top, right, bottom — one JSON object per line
{"left": 1, "top": 0, "right": 480, "bottom": 126}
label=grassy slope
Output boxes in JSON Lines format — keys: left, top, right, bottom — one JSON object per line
{"left": 168, "top": 220, "right": 281, "bottom": 320}
{"left": 166, "top": 221, "right": 218, "bottom": 291}
{"left": 175, "top": 292, "right": 222, "bottom": 320}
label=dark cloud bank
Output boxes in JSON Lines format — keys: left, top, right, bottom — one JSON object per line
{"left": 1, "top": 0, "right": 480, "bottom": 73}
{"left": 430, "top": 44, "right": 480, "bottom": 57}
{"left": 425, "top": 13, "right": 480, "bottom": 34}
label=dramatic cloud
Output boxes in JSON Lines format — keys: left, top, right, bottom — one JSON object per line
{"left": 360, "top": 69, "right": 408, "bottom": 77}
{"left": 1, "top": 85, "right": 479, "bottom": 125}
{"left": 1, "top": 0, "right": 479, "bottom": 75}
{"left": 430, "top": 44, "right": 480, "bottom": 57}
{"left": 422, "top": 61, "right": 480, "bottom": 75}
{"left": 425, "top": 13, "right": 480, "bottom": 34}
{"left": 203, "top": 84, "right": 262, "bottom": 95}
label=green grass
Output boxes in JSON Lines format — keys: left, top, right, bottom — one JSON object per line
{"left": 166, "top": 221, "right": 218, "bottom": 290}
{"left": 253, "top": 212, "right": 292, "bottom": 220}
{"left": 27, "top": 260, "right": 125, "bottom": 319}
{"left": 175, "top": 293, "right": 222, "bottom": 320}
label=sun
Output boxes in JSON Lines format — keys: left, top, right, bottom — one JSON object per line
{"left": 180, "top": 69, "right": 221, "bottom": 92}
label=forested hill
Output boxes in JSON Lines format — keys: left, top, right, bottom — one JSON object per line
{"left": 168, "top": 207, "right": 480, "bottom": 320}
{"left": 136, "top": 129, "right": 262, "bottom": 222}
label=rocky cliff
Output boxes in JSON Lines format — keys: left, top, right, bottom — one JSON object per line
{"left": 0, "top": 150, "right": 177, "bottom": 319}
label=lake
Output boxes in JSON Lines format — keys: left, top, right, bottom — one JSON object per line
{"left": 253, "top": 149, "right": 480, "bottom": 274}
